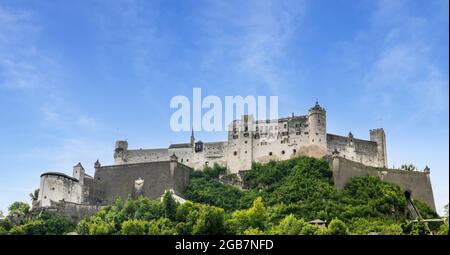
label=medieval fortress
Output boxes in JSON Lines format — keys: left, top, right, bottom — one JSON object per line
{"left": 35, "top": 102, "right": 435, "bottom": 220}
{"left": 114, "top": 101, "right": 387, "bottom": 172}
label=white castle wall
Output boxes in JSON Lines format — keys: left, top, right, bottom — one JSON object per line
{"left": 112, "top": 103, "right": 387, "bottom": 173}
{"left": 38, "top": 174, "right": 83, "bottom": 207}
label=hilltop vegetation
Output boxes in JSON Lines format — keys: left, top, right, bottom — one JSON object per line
{"left": 0, "top": 156, "right": 447, "bottom": 235}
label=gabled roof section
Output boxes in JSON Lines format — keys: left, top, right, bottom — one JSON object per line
{"left": 169, "top": 143, "right": 192, "bottom": 149}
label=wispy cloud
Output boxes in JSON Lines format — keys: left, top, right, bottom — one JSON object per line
{"left": 0, "top": 4, "right": 101, "bottom": 131}
{"left": 194, "top": 0, "right": 306, "bottom": 95}
{"left": 0, "top": 6, "right": 41, "bottom": 91}
{"left": 338, "top": 0, "right": 448, "bottom": 124}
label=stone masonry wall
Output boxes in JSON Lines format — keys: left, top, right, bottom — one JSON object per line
{"left": 331, "top": 156, "right": 435, "bottom": 211}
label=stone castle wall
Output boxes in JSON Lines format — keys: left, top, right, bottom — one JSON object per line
{"left": 93, "top": 161, "right": 191, "bottom": 205}
{"left": 331, "top": 156, "right": 435, "bottom": 210}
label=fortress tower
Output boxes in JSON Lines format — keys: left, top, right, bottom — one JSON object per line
{"left": 307, "top": 101, "right": 327, "bottom": 157}
{"left": 370, "top": 128, "right": 387, "bottom": 168}
{"left": 227, "top": 114, "right": 255, "bottom": 172}
{"left": 114, "top": 140, "right": 128, "bottom": 164}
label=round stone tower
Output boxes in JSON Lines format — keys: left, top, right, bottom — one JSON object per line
{"left": 307, "top": 101, "right": 327, "bottom": 157}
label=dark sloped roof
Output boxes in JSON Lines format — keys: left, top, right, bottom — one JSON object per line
{"left": 40, "top": 172, "right": 78, "bottom": 182}
{"left": 169, "top": 143, "right": 191, "bottom": 149}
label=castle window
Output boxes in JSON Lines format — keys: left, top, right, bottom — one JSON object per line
{"left": 296, "top": 132, "right": 301, "bottom": 135}
{"left": 233, "top": 151, "right": 237, "bottom": 156}
{"left": 281, "top": 150, "right": 285, "bottom": 155}
{"left": 245, "top": 151, "right": 247, "bottom": 154}
{"left": 245, "top": 126, "right": 248, "bottom": 132}
{"left": 245, "top": 141, "right": 248, "bottom": 144}
{"left": 44, "top": 196, "right": 47, "bottom": 199}
{"left": 205, "top": 161, "right": 209, "bottom": 166}
{"left": 68, "top": 191, "right": 70, "bottom": 194}
{"left": 233, "top": 135, "right": 238, "bottom": 139}
{"left": 269, "top": 152, "right": 273, "bottom": 156}
{"left": 318, "top": 119, "right": 320, "bottom": 123}
{"left": 181, "top": 158, "right": 183, "bottom": 163}
{"left": 256, "top": 126, "right": 259, "bottom": 131}
{"left": 51, "top": 187, "right": 55, "bottom": 191}
{"left": 312, "top": 139, "right": 315, "bottom": 142}
{"left": 186, "top": 159, "right": 189, "bottom": 162}
{"left": 293, "top": 149, "right": 297, "bottom": 154}
{"left": 284, "top": 124, "right": 287, "bottom": 129}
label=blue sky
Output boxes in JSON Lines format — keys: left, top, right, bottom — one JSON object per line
{"left": 0, "top": 0, "right": 448, "bottom": 215}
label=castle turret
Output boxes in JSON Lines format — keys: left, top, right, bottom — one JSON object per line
{"left": 307, "top": 101, "right": 327, "bottom": 157}
{"left": 190, "top": 129, "right": 195, "bottom": 147}
{"left": 370, "top": 128, "right": 387, "bottom": 168}
{"left": 94, "top": 160, "right": 101, "bottom": 169}
{"left": 114, "top": 140, "right": 128, "bottom": 164}
{"left": 73, "top": 162, "right": 85, "bottom": 186}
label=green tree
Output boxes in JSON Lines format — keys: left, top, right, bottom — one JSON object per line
{"left": 162, "top": 191, "right": 178, "bottom": 220}
{"left": 29, "top": 189, "right": 40, "bottom": 202}
{"left": 401, "top": 220, "right": 428, "bottom": 235}
{"left": 437, "top": 204, "right": 448, "bottom": 235}
{"left": 88, "top": 222, "right": 115, "bottom": 235}
{"left": 269, "top": 214, "right": 319, "bottom": 235}
{"left": 327, "top": 219, "right": 348, "bottom": 235}
{"left": 192, "top": 205, "right": 225, "bottom": 235}
{"left": 147, "top": 218, "right": 177, "bottom": 235}
{"left": 243, "top": 227, "right": 265, "bottom": 235}
{"left": 348, "top": 218, "right": 402, "bottom": 235}
{"left": 8, "top": 201, "right": 30, "bottom": 215}
{"left": 227, "top": 197, "right": 268, "bottom": 234}
{"left": 36, "top": 211, "right": 75, "bottom": 234}
{"left": 121, "top": 219, "right": 148, "bottom": 235}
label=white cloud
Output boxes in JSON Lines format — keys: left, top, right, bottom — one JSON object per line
{"left": 194, "top": 0, "right": 306, "bottom": 95}
{"left": 339, "top": 0, "right": 448, "bottom": 121}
